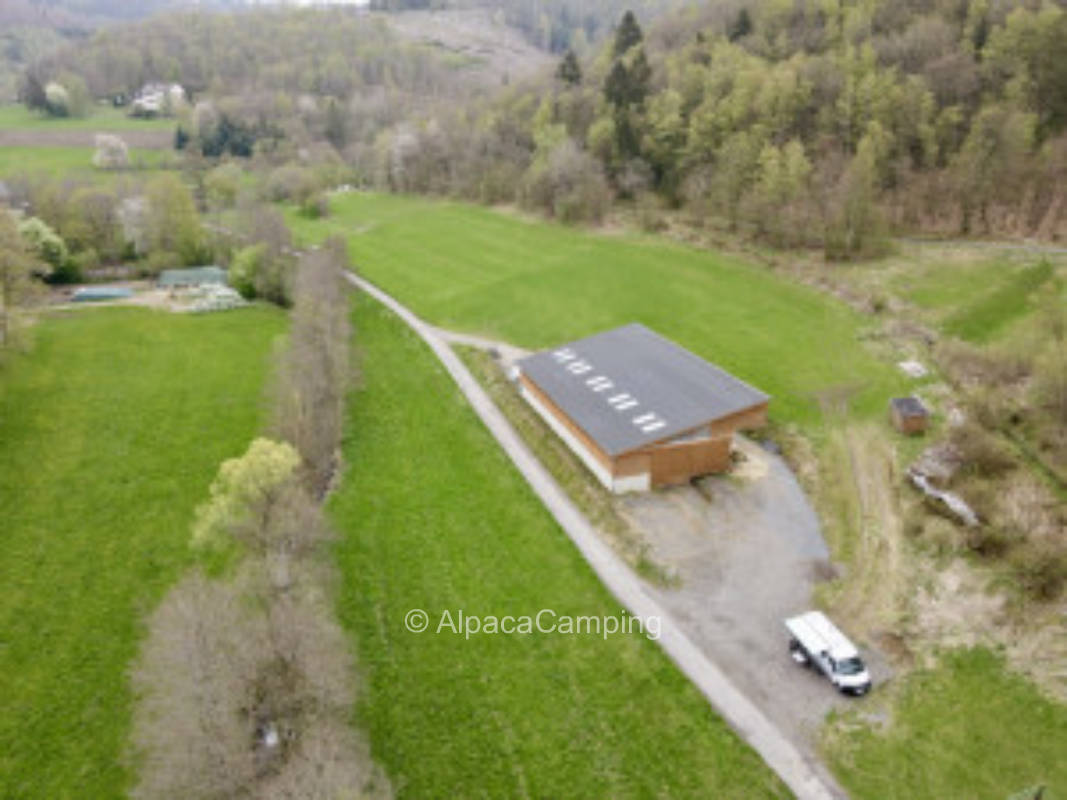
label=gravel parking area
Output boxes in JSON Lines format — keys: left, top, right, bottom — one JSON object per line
{"left": 619, "top": 437, "right": 891, "bottom": 784}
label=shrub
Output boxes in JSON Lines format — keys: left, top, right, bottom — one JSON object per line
{"left": 1033, "top": 350, "right": 1067, "bottom": 428}
{"left": 92, "top": 134, "right": 129, "bottom": 170}
{"left": 43, "top": 81, "right": 71, "bottom": 117}
{"left": 228, "top": 242, "right": 290, "bottom": 305}
{"left": 1011, "top": 542, "right": 1067, "bottom": 601}
{"left": 144, "top": 174, "right": 208, "bottom": 266}
{"left": 964, "top": 524, "right": 1020, "bottom": 558}
{"left": 636, "top": 192, "right": 668, "bottom": 232}
{"left": 951, "top": 422, "right": 1017, "bottom": 478}
{"left": 299, "top": 192, "right": 329, "bottom": 219}
{"left": 74, "top": 248, "right": 99, "bottom": 272}
{"left": 143, "top": 249, "right": 180, "bottom": 276}
{"left": 204, "top": 162, "right": 243, "bottom": 211}
{"left": 17, "top": 217, "right": 65, "bottom": 275}
{"left": 937, "top": 340, "right": 1031, "bottom": 386}
{"left": 521, "top": 139, "right": 610, "bottom": 224}
{"left": 265, "top": 163, "right": 317, "bottom": 204}
{"left": 228, "top": 244, "right": 265, "bottom": 300}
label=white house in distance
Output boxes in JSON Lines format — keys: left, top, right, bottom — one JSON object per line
{"left": 129, "top": 83, "right": 187, "bottom": 117}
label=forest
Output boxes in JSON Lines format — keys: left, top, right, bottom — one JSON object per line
{"left": 380, "top": 0, "right": 1067, "bottom": 255}
{"left": 15, "top": 0, "right": 1067, "bottom": 256}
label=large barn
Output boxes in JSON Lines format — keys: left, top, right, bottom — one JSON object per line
{"left": 514, "top": 323, "right": 769, "bottom": 493}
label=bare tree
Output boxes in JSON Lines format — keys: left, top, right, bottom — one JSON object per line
{"left": 129, "top": 567, "right": 390, "bottom": 800}
{"left": 272, "top": 236, "right": 353, "bottom": 496}
{"left": 0, "top": 211, "right": 46, "bottom": 349}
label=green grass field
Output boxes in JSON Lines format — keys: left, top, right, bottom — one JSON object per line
{"left": 942, "top": 260, "right": 1056, "bottom": 343}
{"left": 895, "top": 253, "right": 1060, "bottom": 343}
{"left": 329, "top": 294, "right": 789, "bottom": 798}
{"left": 0, "top": 306, "right": 285, "bottom": 798}
{"left": 0, "top": 104, "right": 175, "bottom": 132}
{"left": 825, "top": 648, "right": 1067, "bottom": 800}
{"left": 290, "top": 193, "right": 906, "bottom": 428}
{"left": 0, "top": 146, "right": 170, "bottom": 180}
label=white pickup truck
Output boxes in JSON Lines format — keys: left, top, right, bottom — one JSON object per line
{"left": 785, "top": 611, "right": 872, "bottom": 696}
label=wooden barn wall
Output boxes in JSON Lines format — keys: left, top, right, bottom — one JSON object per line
{"left": 709, "top": 402, "right": 769, "bottom": 437}
{"left": 648, "top": 436, "right": 732, "bottom": 487}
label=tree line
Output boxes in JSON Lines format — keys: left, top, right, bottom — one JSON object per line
{"left": 128, "top": 237, "right": 393, "bottom": 797}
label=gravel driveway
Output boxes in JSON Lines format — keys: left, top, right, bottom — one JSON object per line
{"left": 618, "top": 437, "right": 890, "bottom": 782}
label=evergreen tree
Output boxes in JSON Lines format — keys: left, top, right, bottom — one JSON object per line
{"left": 604, "top": 60, "right": 631, "bottom": 108}
{"left": 556, "top": 50, "right": 582, "bottom": 86}
{"left": 728, "top": 8, "right": 753, "bottom": 41}
{"left": 325, "top": 99, "right": 348, "bottom": 150}
{"left": 604, "top": 48, "right": 651, "bottom": 109}
{"left": 613, "top": 11, "right": 643, "bottom": 57}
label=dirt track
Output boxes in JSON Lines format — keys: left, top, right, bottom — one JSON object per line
{"left": 0, "top": 128, "right": 173, "bottom": 149}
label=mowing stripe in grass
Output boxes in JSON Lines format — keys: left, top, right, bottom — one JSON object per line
{"left": 943, "top": 260, "right": 1055, "bottom": 342}
{"left": 0, "top": 306, "right": 285, "bottom": 797}
{"left": 289, "top": 192, "right": 905, "bottom": 429}
{"left": 329, "top": 293, "right": 790, "bottom": 798}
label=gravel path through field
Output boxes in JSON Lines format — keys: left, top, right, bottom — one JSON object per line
{"left": 346, "top": 270, "right": 845, "bottom": 800}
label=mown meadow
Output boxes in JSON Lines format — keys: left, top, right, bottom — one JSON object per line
{"left": 0, "top": 145, "right": 169, "bottom": 180}
{"left": 307, "top": 193, "right": 1066, "bottom": 800}
{"left": 330, "top": 294, "right": 789, "bottom": 798}
{"left": 289, "top": 192, "right": 909, "bottom": 429}
{"left": 0, "top": 104, "right": 175, "bottom": 133}
{"left": 0, "top": 306, "right": 285, "bottom": 797}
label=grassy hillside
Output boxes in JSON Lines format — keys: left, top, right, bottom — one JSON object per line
{"left": 329, "top": 294, "right": 789, "bottom": 798}
{"left": 292, "top": 192, "right": 906, "bottom": 428}
{"left": 0, "top": 306, "right": 285, "bottom": 797}
{"left": 825, "top": 648, "right": 1067, "bottom": 800}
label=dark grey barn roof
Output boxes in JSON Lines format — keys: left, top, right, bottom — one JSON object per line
{"left": 518, "top": 323, "right": 769, "bottom": 457}
{"left": 891, "top": 396, "right": 928, "bottom": 417}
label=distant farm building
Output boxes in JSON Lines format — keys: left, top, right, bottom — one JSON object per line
{"left": 158, "top": 266, "right": 227, "bottom": 290}
{"left": 129, "top": 83, "right": 186, "bottom": 117}
{"left": 890, "top": 396, "right": 929, "bottom": 434}
{"left": 72, "top": 287, "right": 133, "bottom": 303}
{"left": 514, "top": 324, "right": 769, "bottom": 492}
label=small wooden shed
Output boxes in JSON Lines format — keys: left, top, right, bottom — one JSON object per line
{"left": 889, "top": 396, "right": 929, "bottom": 434}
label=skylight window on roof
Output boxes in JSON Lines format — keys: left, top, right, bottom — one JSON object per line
{"left": 633, "top": 413, "right": 657, "bottom": 425}
{"left": 615, "top": 399, "right": 639, "bottom": 411}
{"left": 587, "top": 376, "right": 614, "bottom": 392}
{"left": 567, "top": 361, "right": 593, "bottom": 375}
{"left": 641, "top": 420, "right": 666, "bottom": 433}
{"left": 553, "top": 348, "right": 577, "bottom": 363}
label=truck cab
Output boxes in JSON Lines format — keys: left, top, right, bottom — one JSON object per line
{"left": 785, "top": 611, "right": 872, "bottom": 696}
